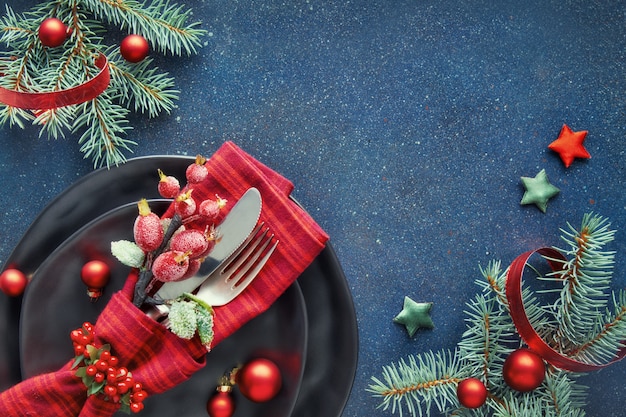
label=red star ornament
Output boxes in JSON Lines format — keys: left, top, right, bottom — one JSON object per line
{"left": 548, "top": 124, "right": 590, "bottom": 168}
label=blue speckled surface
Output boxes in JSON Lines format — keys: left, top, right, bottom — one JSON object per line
{"left": 1, "top": 1, "right": 625, "bottom": 416}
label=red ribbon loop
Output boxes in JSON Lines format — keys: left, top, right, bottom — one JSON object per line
{"left": 506, "top": 247, "right": 626, "bottom": 372}
{"left": 0, "top": 53, "right": 109, "bottom": 110}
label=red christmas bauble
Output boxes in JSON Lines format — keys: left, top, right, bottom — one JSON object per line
{"left": 503, "top": 348, "right": 546, "bottom": 392}
{"left": 0, "top": 268, "right": 28, "bottom": 297}
{"left": 80, "top": 260, "right": 110, "bottom": 300}
{"left": 120, "top": 34, "right": 150, "bottom": 63}
{"left": 206, "top": 390, "right": 235, "bottom": 417}
{"left": 236, "top": 358, "right": 282, "bottom": 402}
{"left": 38, "top": 18, "right": 68, "bottom": 48}
{"left": 457, "top": 378, "right": 488, "bottom": 409}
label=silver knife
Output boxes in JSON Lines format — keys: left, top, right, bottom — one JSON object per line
{"left": 154, "top": 187, "right": 262, "bottom": 300}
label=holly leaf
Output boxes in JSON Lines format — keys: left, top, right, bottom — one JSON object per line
{"left": 88, "top": 380, "right": 105, "bottom": 396}
{"left": 195, "top": 304, "right": 215, "bottom": 346}
{"left": 71, "top": 355, "right": 85, "bottom": 370}
{"left": 111, "top": 240, "right": 146, "bottom": 268}
{"left": 119, "top": 402, "right": 131, "bottom": 414}
{"left": 74, "top": 366, "right": 87, "bottom": 378}
{"left": 86, "top": 344, "right": 99, "bottom": 362}
{"left": 167, "top": 300, "right": 198, "bottom": 340}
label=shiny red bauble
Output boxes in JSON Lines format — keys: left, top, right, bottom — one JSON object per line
{"left": 206, "top": 388, "right": 235, "bottom": 417}
{"left": 503, "top": 348, "right": 546, "bottom": 392}
{"left": 120, "top": 34, "right": 150, "bottom": 63}
{"left": 0, "top": 268, "right": 28, "bottom": 297}
{"left": 38, "top": 17, "right": 68, "bottom": 48}
{"left": 457, "top": 378, "right": 488, "bottom": 409}
{"left": 236, "top": 358, "right": 282, "bottom": 402}
{"left": 80, "top": 260, "right": 111, "bottom": 301}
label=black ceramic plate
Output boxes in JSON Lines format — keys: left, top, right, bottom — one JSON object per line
{"left": 20, "top": 200, "right": 306, "bottom": 416}
{"left": 0, "top": 155, "right": 357, "bottom": 417}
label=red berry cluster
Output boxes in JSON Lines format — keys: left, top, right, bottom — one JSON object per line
{"left": 133, "top": 155, "right": 227, "bottom": 283}
{"left": 71, "top": 323, "right": 148, "bottom": 413}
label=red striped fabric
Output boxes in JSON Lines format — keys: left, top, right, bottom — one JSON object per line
{"left": 0, "top": 142, "right": 328, "bottom": 416}
{"left": 161, "top": 141, "right": 329, "bottom": 345}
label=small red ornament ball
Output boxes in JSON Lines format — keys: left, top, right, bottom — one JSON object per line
{"left": 236, "top": 358, "right": 282, "bottom": 402}
{"left": 503, "top": 348, "right": 546, "bottom": 392}
{"left": 457, "top": 378, "right": 488, "bottom": 409}
{"left": 120, "top": 34, "right": 150, "bottom": 63}
{"left": 38, "top": 17, "right": 68, "bottom": 48}
{"left": 206, "top": 390, "right": 235, "bottom": 417}
{"left": 81, "top": 260, "right": 110, "bottom": 300}
{"left": 0, "top": 268, "right": 28, "bottom": 297}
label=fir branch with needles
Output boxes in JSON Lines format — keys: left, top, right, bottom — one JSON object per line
{"left": 0, "top": 0, "right": 205, "bottom": 167}
{"left": 369, "top": 213, "right": 625, "bottom": 417}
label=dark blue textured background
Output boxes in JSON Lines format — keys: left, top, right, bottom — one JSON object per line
{"left": 1, "top": 1, "right": 625, "bottom": 416}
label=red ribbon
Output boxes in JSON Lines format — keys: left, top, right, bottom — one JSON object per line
{"left": 0, "top": 53, "right": 109, "bottom": 110}
{"left": 506, "top": 247, "right": 626, "bottom": 371}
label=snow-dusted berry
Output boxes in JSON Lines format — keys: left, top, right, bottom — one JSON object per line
{"left": 175, "top": 190, "right": 197, "bottom": 218}
{"left": 181, "top": 258, "right": 202, "bottom": 279}
{"left": 198, "top": 226, "right": 221, "bottom": 259}
{"left": 169, "top": 229, "right": 209, "bottom": 259}
{"left": 199, "top": 195, "right": 227, "bottom": 219}
{"left": 133, "top": 199, "right": 164, "bottom": 252}
{"left": 157, "top": 169, "right": 180, "bottom": 198}
{"left": 186, "top": 155, "right": 209, "bottom": 184}
{"left": 152, "top": 250, "right": 190, "bottom": 282}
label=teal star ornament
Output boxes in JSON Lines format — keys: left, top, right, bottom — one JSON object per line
{"left": 520, "top": 169, "right": 560, "bottom": 213}
{"left": 393, "top": 296, "right": 434, "bottom": 337}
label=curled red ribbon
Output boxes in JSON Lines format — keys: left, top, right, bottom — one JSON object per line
{"left": 506, "top": 247, "right": 626, "bottom": 372}
{"left": 0, "top": 53, "right": 109, "bottom": 110}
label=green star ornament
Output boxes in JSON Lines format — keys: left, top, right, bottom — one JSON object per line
{"left": 393, "top": 296, "right": 434, "bottom": 337}
{"left": 520, "top": 169, "right": 560, "bottom": 213}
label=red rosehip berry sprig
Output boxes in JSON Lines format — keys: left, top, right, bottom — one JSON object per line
{"left": 71, "top": 323, "right": 148, "bottom": 414}
{"left": 127, "top": 155, "right": 228, "bottom": 308}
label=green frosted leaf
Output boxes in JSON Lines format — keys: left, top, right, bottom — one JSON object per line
{"left": 111, "top": 240, "right": 146, "bottom": 268}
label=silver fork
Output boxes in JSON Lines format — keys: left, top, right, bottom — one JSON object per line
{"left": 148, "top": 222, "right": 278, "bottom": 322}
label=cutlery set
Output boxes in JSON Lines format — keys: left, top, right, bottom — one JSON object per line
{"left": 145, "top": 188, "right": 278, "bottom": 323}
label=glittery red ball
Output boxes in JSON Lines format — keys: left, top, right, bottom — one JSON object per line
{"left": 206, "top": 391, "right": 235, "bottom": 417}
{"left": 120, "top": 34, "right": 150, "bottom": 63}
{"left": 38, "top": 18, "right": 67, "bottom": 48}
{"left": 0, "top": 268, "right": 28, "bottom": 297}
{"left": 457, "top": 378, "right": 488, "bottom": 409}
{"left": 503, "top": 348, "right": 546, "bottom": 392}
{"left": 236, "top": 358, "right": 282, "bottom": 402}
{"left": 80, "top": 260, "right": 110, "bottom": 300}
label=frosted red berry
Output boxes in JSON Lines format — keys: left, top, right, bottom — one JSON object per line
{"left": 175, "top": 190, "right": 197, "bottom": 218}
{"left": 157, "top": 169, "right": 181, "bottom": 198}
{"left": 169, "top": 229, "right": 209, "bottom": 259}
{"left": 186, "top": 155, "right": 209, "bottom": 184}
{"left": 181, "top": 258, "right": 202, "bottom": 279}
{"left": 198, "top": 196, "right": 227, "bottom": 219}
{"left": 152, "top": 250, "right": 190, "bottom": 282}
{"left": 133, "top": 199, "right": 164, "bottom": 252}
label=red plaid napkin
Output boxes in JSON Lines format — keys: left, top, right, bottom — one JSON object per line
{"left": 0, "top": 142, "right": 329, "bottom": 416}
